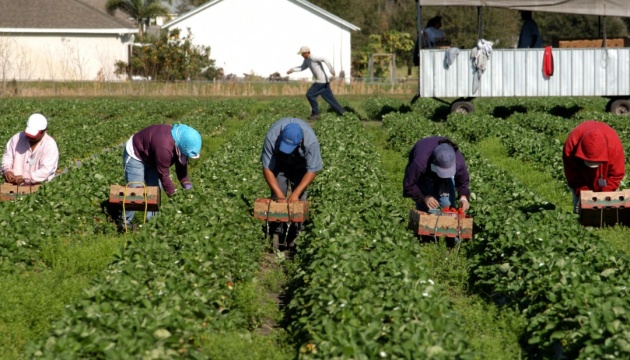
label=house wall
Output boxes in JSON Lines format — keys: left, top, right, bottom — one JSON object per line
{"left": 0, "top": 33, "right": 133, "bottom": 81}
{"left": 167, "top": 0, "right": 354, "bottom": 82}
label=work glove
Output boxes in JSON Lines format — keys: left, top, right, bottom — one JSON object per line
{"left": 183, "top": 182, "right": 193, "bottom": 190}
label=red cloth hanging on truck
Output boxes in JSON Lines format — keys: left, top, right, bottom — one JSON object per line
{"left": 543, "top": 46, "right": 554, "bottom": 78}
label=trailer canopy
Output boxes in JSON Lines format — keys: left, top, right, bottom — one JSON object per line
{"left": 417, "top": 0, "right": 630, "bottom": 18}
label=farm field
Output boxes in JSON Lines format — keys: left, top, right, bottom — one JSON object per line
{"left": 1, "top": 96, "right": 630, "bottom": 359}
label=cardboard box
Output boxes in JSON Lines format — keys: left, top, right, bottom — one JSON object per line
{"left": 580, "top": 190, "right": 630, "bottom": 226}
{"left": 408, "top": 209, "right": 473, "bottom": 239}
{"left": 109, "top": 185, "right": 161, "bottom": 211}
{"left": 553, "top": 38, "right": 630, "bottom": 48}
{"left": 0, "top": 183, "right": 40, "bottom": 201}
{"left": 253, "top": 198, "right": 309, "bottom": 223}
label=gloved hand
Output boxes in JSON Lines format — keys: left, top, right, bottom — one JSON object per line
{"left": 183, "top": 182, "right": 193, "bottom": 190}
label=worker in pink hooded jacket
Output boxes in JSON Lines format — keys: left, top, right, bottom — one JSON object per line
{"left": 562, "top": 120, "right": 625, "bottom": 213}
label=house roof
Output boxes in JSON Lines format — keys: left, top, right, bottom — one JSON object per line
{"left": 79, "top": 0, "right": 136, "bottom": 26}
{"left": 0, "top": 0, "right": 137, "bottom": 34}
{"left": 163, "top": 0, "right": 360, "bottom": 31}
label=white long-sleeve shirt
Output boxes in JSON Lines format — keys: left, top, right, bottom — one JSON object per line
{"left": 1, "top": 132, "right": 59, "bottom": 183}
{"left": 290, "top": 55, "right": 335, "bottom": 84}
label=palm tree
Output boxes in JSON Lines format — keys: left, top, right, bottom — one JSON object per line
{"left": 106, "top": 0, "right": 171, "bottom": 37}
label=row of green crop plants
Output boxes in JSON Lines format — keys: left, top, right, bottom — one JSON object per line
{"left": 445, "top": 110, "right": 630, "bottom": 189}
{"left": 20, "top": 106, "right": 483, "bottom": 358}
{"left": 284, "top": 116, "right": 475, "bottom": 358}
{"left": 27, "top": 106, "right": 278, "bottom": 357}
{"left": 0, "top": 98, "right": 254, "bottom": 274}
{"left": 382, "top": 111, "right": 630, "bottom": 358}
{"left": 4, "top": 96, "right": 628, "bottom": 357}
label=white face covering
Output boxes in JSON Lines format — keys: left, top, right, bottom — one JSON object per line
{"left": 584, "top": 160, "right": 601, "bottom": 168}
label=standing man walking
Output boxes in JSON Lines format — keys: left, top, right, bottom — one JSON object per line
{"left": 261, "top": 117, "right": 323, "bottom": 248}
{"left": 287, "top": 46, "right": 345, "bottom": 120}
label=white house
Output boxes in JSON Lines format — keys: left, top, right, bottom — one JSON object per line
{"left": 0, "top": 0, "right": 137, "bottom": 81}
{"left": 163, "top": 0, "right": 360, "bottom": 82}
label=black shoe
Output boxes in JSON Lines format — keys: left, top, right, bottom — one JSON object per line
{"left": 307, "top": 114, "right": 320, "bottom": 121}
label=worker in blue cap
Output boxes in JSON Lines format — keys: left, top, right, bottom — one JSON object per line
{"left": 261, "top": 118, "right": 323, "bottom": 248}
{"left": 119, "top": 123, "right": 202, "bottom": 232}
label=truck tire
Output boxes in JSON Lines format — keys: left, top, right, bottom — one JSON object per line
{"left": 610, "top": 99, "right": 630, "bottom": 115}
{"left": 450, "top": 100, "right": 475, "bottom": 114}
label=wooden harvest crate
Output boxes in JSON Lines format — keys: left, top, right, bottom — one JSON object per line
{"left": 553, "top": 37, "right": 630, "bottom": 48}
{"left": 579, "top": 190, "right": 630, "bottom": 226}
{"left": 253, "top": 198, "right": 309, "bottom": 223}
{"left": 408, "top": 209, "right": 473, "bottom": 239}
{"left": 0, "top": 183, "right": 41, "bottom": 201}
{"left": 109, "top": 185, "right": 161, "bottom": 211}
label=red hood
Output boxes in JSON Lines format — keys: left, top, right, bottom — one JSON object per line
{"left": 574, "top": 129, "right": 608, "bottom": 162}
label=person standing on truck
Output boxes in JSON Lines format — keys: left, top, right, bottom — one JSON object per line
{"left": 403, "top": 136, "right": 470, "bottom": 213}
{"left": 563, "top": 120, "right": 625, "bottom": 214}
{"left": 286, "top": 46, "right": 345, "bottom": 120}
{"left": 517, "top": 11, "right": 543, "bottom": 48}
{"left": 424, "top": 16, "right": 450, "bottom": 48}
{"left": 261, "top": 117, "right": 322, "bottom": 248}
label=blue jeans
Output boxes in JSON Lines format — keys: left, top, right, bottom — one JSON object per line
{"left": 571, "top": 189, "right": 580, "bottom": 214}
{"left": 415, "top": 177, "right": 456, "bottom": 213}
{"left": 306, "top": 82, "right": 345, "bottom": 115}
{"left": 122, "top": 150, "right": 160, "bottom": 226}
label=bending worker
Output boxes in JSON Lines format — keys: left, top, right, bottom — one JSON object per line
{"left": 2, "top": 113, "right": 59, "bottom": 185}
{"left": 563, "top": 120, "right": 625, "bottom": 214}
{"left": 120, "top": 123, "right": 202, "bottom": 231}
{"left": 403, "top": 136, "right": 470, "bottom": 213}
{"left": 261, "top": 117, "right": 322, "bottom": 247}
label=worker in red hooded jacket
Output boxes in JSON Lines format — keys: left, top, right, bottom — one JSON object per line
{"left": 562, "top": 120, "right": 625, "bottom": 214}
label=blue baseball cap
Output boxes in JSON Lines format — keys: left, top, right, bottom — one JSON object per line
{"left": 279, "top": 123, "right": 304, "bottom": 154}
{"left": 431, "top": 143, "right": 456, "bottom": 178}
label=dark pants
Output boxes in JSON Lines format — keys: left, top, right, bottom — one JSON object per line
{"left": 306, "top": 82, "right": 345, "bottom": 115}
{"left": 415, "top": 176, "right": 456, "bottom": 213}
{"left": 269, "top": 167, "right": 307, "bottom": 237}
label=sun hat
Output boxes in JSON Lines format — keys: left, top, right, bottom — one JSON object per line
{"left": 279, "top": 123, "right": 304, "bottom": 154}
{"left": 25, "top": 113, "right": 47, "bottom": 138}
{"left": 577, "top": 129, "right": 608, "bottom": 163}
{"left": 171, "top": 124, "right": 202, "bottom": 159}
{"left": 431, "top": 143, "right": 456, "bottom": 178}
{"left": 297, "top": 46, "right": 310, "bottom": 55}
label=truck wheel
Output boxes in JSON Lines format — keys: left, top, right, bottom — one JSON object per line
{"left": 450, "top": 101, "right": 475, "bottom": 114}
{"left": 610, "top": 99, "right": 630, "bottom": 115}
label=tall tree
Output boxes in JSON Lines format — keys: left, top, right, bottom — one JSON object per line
{"left": 174, "top": 0, "right": 210, "bottom": 13}
{"left": 105, "top": 0, "right": 172, "bottom": 37}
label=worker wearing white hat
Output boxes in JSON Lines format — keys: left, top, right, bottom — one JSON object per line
{"left": 287, "top": 46, "right": 346, "bottom": 120}
{"left": 1, "top": 113, "right": 59, "bottom": 185}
